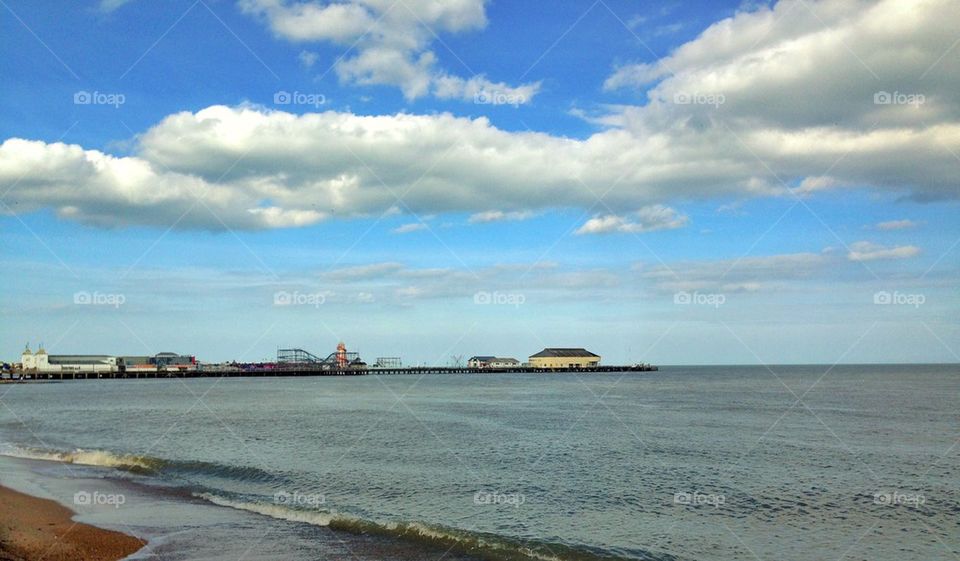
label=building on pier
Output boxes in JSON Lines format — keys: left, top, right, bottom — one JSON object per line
{"left": 20, "top": 344, "right": 193, "bottom": 374}
{"left": 21, "top": 345, "right": 117, "bottom": 373}
{"left": 468, "top": 356, "right": 520, "bottom": 369}
{"left": 528, "top": 348, "right": 600, "bottom": 369}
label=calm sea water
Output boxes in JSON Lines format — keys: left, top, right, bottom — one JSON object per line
{"left": 0, "top": 365, "right": 957, "bottom": 561}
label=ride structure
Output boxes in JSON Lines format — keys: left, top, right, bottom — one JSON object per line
{"left": 277, "top": 342, "right": 363, "bottom": 370}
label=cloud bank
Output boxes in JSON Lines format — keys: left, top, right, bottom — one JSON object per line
{"left": 2, "top": 0, "right": 959, "bottom": 230}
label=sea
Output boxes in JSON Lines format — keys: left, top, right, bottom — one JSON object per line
{"left": 0, "top": 365, "right": 957, "bottom": 561}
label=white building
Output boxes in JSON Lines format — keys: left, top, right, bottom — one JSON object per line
{"left": 21, "top": 344, "right": 117, "bottom": 373}
{"left": 20, "top": 344, "right": 38, "bottom": 370}
{"left": 467, "top": 356, "right": 496, "bottom": 368}
{"left": 488, "top": 358, "right": 520, "bottom": 368}
{"left": 467, "top": 356, "right": 520, "bottom": 369}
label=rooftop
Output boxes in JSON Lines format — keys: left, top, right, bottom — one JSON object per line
{"left": 529, "top": 348, "right": 599, "bottom": 358}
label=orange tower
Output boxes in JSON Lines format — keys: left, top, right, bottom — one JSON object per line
{"left": 336, "top": 342, "right": 348, "bottom": 368}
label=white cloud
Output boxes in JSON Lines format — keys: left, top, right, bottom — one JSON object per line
{"left": 4, "top": 0, "right": 960, "bottom": 230}
{"left": 637, "top": 251, "right": 830, "bottom": 293}
{"left": 794, "top": 176, "right": 851, "bottom": 196}
{"left": 601, "top": 0, "right": 960, "bottom": 202}
{"left": 99, "top": 0, "right": 135, "bottom": 12}
{"left": 4, "top": 105, "right": 772, "bottom": 229}
{"left": 433, "top": 74, "right": 540, "bottom": 106}
{"left": 468, "top": 210, "right": 534, "bottom": 224}
{"left": 875, "top": 219, "right": 920, "bottom": 230}
{"left": 240, "top": 0, "right": 538, "bottom": 103}
{"left": 576, "top": 205, "right": 689, "bottom": 235}
{"left": 847, "top": 241, "right": 921, "bottom": 261}
{"left": 323, "top": 262, "right": 404, "bottom": 280}
{"left": 298, "top": 50, "right": 319, "bottom": 68}
{"left": 392, "top": 222, "right": 427, "bottom": 234}
{"left": 0, "top": 137, "right": 326, "bottom": 229}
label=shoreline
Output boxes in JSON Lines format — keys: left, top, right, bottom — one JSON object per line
{"left": 0, "top": 485, "right": 145, "bottom": 561}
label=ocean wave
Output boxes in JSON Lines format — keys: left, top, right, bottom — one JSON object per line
{"left": 0, "top": 444, "right": 281, "bottom": 483}
{"left": 0, "top": 445, "right": 164, "bottom": 473}
{"left": 1, "top": 444, "right": 666, "bottom": 561}
{"left": 195, "top": 492, "right": 670, "bottom": 561}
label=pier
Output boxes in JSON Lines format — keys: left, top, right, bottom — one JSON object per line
{"left": 11, "top": 343, "right": 657, "bottom": 381}
{"left": 18, "top": 363, "right": 657, "bottom": 381}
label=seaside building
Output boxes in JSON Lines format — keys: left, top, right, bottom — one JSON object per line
{"left": 489, "top": 357, "right": 520, "bottom": 368}
{"left": 20, "top": 344, "right": 193, "bottom": 374}
{"left": 119, "top": 353, "right": 195, "bottom": 372}
{"left": 528, "top": 348, "right": 600, "bottom": 369}
{"left": 467, "top": 356, "right": 496, "bottom": 368}
{"left": 21, "top": 345, "right": 117, "bottom": 373}
{"left": 152, "top": 352, "right": 195, "bottom": 368}
{"left": 467, "top": 356, "right": 520, "bottom": 368}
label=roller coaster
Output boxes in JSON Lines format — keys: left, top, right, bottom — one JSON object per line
{"left": 277, "top": 342, "right": 363, "bottom": 369}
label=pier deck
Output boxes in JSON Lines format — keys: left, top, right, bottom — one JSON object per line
{"left": 12, "top": 364, "right": 657, "bottom": 381}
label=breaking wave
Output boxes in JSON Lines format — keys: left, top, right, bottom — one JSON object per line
{"left": 1, "top": 445, "right": 164, "bottom": 473}
{"left": 195, "top": 492, "right": 674, "bottom": 561}
{"left": 1, "top": 443, "right": 673, "bottom": 561}
{"left": 0, "top": 444, "right": 281, "bottom": 482}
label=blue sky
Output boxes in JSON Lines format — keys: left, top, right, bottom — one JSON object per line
{"left": 1, "top": 0, "right": 958, "bottom": 365}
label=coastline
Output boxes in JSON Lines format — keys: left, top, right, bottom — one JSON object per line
{"left": 0, "top": 485, "right": 145, "bottom": 561}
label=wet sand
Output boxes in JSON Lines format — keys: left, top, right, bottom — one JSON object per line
{"left": 0, "top": 485, "right": 145, "bottom": 561}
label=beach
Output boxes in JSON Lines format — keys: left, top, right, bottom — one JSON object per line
{"left": 0, "top": 485, "right": 144, "bottom": 561}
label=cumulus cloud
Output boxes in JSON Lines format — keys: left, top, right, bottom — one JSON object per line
{"left": 2, "top": 104, "right": 776, "bottom": 229}
{"left": 576, "top": 205, "right": 689, "bottom": 235}
{"left": 0, "top": 137, "right": 326, "bottom": 229}
{"left": 4, "top": 0, "right": 960, "bottom": 230}
{"left": 240, "top": 0, "right": 538, "bottom": 102}
{"left": 602, "top": 0, "right": 960, "bottom": 201}
{"left": 847, "top": 241, "right": 921, "bottom": 261}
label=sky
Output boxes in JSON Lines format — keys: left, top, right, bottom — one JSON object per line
{"left": 0, "top": 0, "right": 958, "bottom": 365}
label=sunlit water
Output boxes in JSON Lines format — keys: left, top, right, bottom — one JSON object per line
{"left": 0, "top": 365, "right": 957, "bottom": 561}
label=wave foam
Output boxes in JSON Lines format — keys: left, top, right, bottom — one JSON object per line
{"left": 193, "top": 492, "right": 633, "bottom": 561}
{"left": 1, "top": 445, "right": 162, "bottom": 473}
{"left": 0, "top": 444, "right": 280, "bottom": 483}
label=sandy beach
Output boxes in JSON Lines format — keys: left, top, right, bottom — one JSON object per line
{"left": 0, "top": 485, "right": 144, "bottom": 561}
